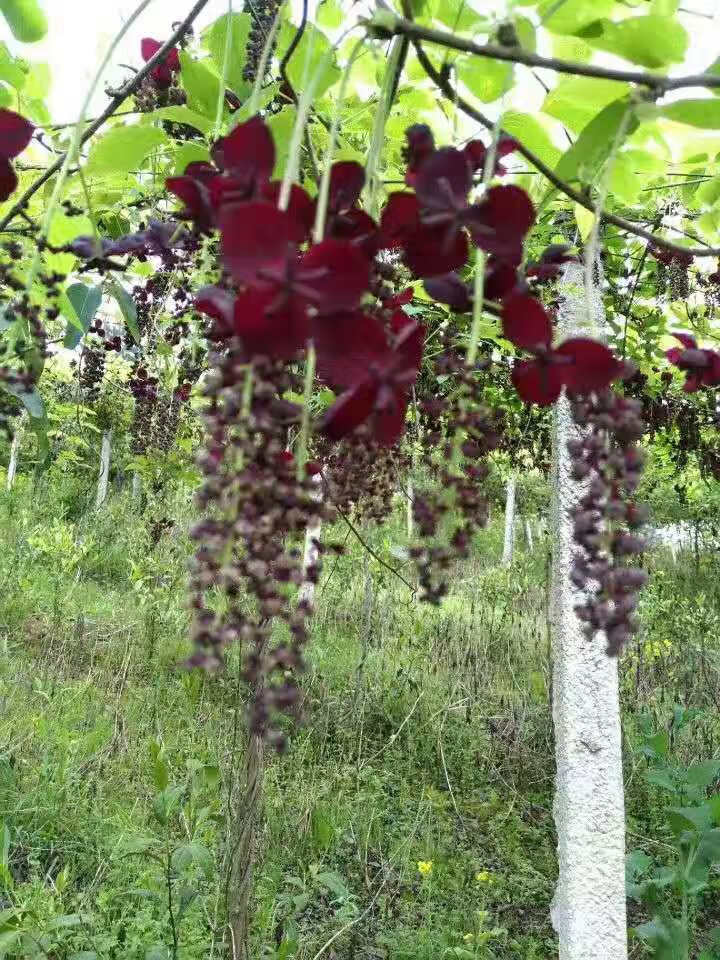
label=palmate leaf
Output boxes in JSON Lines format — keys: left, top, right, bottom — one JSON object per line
{"left": 179, "top": 50, "right": 223, "bottom": 120}
{"left": 62, "top": 282, "right": 102, "bottom": 349}
{"left": 0, "top": 0, "right": 47, "bottom": 42}
{"left": 203, "top": 11, "right": 251, "bottom": 98}
{"left": 542, "top": 76, "right": 630, "bottom": 134}
{"left": 577, "top": 15, "right": 688, "bottom": 69}
{"left": 108, "top": 281, "right": 140, "bottom": 344}
{"left": 554, "top": 98, "right": 638, "bottom": 185}
{"left": 85, "top": 124, "right": 168, "bottom": 178}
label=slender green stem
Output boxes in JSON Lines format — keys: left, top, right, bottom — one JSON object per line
{"left": 583, "top": 101, "right": 634, "bottom": 327}
{"left": 24, "top": 0, "right": 156, "bottom": 292}
{"left": 313, "top": 38, "right": 365, "bottom": 243}
{"left": 364, "top": 37, "right": 404, "bottom": 220}
{"left": 248, "top": 8, "right": 282, "bottom": 117}
{"left": 279, "top": 28, "right": 355, "bottom": 211}
{"left": 296, "top": 341, "right": 316, "bottom": 482}
{"left": 213, "top": 0, "right": 234, "bottom": 139}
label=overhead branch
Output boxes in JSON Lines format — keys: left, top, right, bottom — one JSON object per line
{"left": 380, "top": 15, "right": 720, "bottom": 93}
{"left": 407, "top": 35, "right": 720, "bottom": 259}
{"left": 0, "top": 0, "right": 211, "bottom": 234}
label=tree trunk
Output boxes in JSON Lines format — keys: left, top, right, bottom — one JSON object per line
{"left": 549, "top": 261, "right": 628, "bottom": 960}
{"left": 6, "top": 420, "right": 22, "bottom": 491}
{"left": 502, "top": 471, "right": 517, "bottom": 566}
{"left": 95, "top": 431, "right": 112, "bottom": 508}
{"left": 525, "top": 518, "right": 534, "bottom": 552}
{"left": 297, "top": 473, "right": 322, "bottom": 607}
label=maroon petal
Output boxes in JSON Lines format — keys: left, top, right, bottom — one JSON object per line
{"left": 463, "top": 141, "right": 487, "bottom": 175}
{"left": 220, "top": 202, "right": 304, "bottom": 284}
{"left": 141, "top": 38, "right": 163, "bottom": 62}
{"left": 166, "top": 175, "right": 214, "bottom": 231}
{"left": 326, "top": 207, "right": 378, "bottom": 256}
{"left": 263, "top": 181, "right": 315, "bottom": 237}
{"left": 502, "top": 295, "right": 552, "bottom": 351}
{"left": 672, "top": 332, "right": 697, "bottom": 350}
{"left": 404, "top": 124, "right": 435, "bottom": 185}
{"left": 383, "top": 287, "right": 413, "bottom": 308}
{"left": 665, "top": 347, "right": 683, "bottom": 366}
{"left": 404, "top": 223, "right": 468, "bottom": 278}
{"left": 211, "top": 115, "right": 274, "bottom": 188}
{"left": 299, "top": 239, "right": 370, "bottom": 313}
{"left": 378, "top": 192, "right": 419, "bottom": 248}
{"left": 0, "top": 158, "right": 18, "bottom": 202}
{"left": 467, "top": 184, "right": 535, "bottom": 260}
{"left": 321, "top": 380, "right": 378, "bottom": 440}
{"left": 184, "top": 160, "right": 217, "bottom": 183}
{"left": 393, "top": 317, "right": 425, "bottom": 374}
{"left": 512, "top": 358, "right": 563, "bottom": 406}
{"left": 313, "top": 311, "right": 389, "bottom": 387}
{"left": 0, "top": 109, "right": 34, "bottom": 160}
{"left": 485, "top": 259, "right": 520, "bottom": 301}
{"left": 556, "top": 338, "right": 623, "bottom": 394}
{"left": 424, "top": 272, "right": 472, "bottom": 312}
{"left": 375, "top": 387, "right": 408, "bottom": 445}
{"left": 414, "top": 147, "right": 472, "bottom": 212}
{"left": 234, "top": 288, "right": 309, "bottom": 359}
{"left": 328, "top": 161, "right": 365, "bottom": 213}
{"left": 196, "top": 285, "right": 235, "bottom": 339}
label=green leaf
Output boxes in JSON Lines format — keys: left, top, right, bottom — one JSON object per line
{"left": 542, "top": 76, "right": 630, "bottom": 133}
{"left": 707, "top": 57, "right": 720, "bottom": 97}
{"left": 154, "top": 105, "right": 212, "bottom": 135}
{"left": 574, "top": 203, "right": 594, "bottom": 241}
{"left": 172, "top": 842, "right": 213, "bottom": 878}
{"left": 108, "top": 281, "right": 140, "bottom": 344}
{"left": 267, "top": 108, "right": 297, "bottom": 180}
{"left": 578, "top": 16, "right": 688, "bottom": 69}
{"left": 0, "top": 0, "right": 48, "bottom": 42}
{"left": 514, "top": 16, "right": 536, "bottom": 52}
{"left": 501, "top": 112, "right": 560, "bottom": 168}
{"left": 317, "top": 0, "right": 343, "bottom": 29}
{"left": 666, "top": 804, "right": 714, "bottom": 836}
{"left": 85, "top": 124, "right": 167, "bottom": 178}
{"left": 277, "top": 23, "right": 340, "bottom": 100}
{"left": 555, "top": 98, "right": 637, "bottom": 184}
{"left": 203, "top": 12, "right": 251, "bottom": 97}
{"left": 144, "top": 946, "right": 168, "bottom": 960}
{"left": 5, "top": 382, "right": 44, "bottom": 420}
{"left": 62, "top": 282, "right": 102, "bottom": 349}
{"left": 661, "top": 100, "right": 720, "bottom": 129}
{"left": 0, "top": 43, "right": 26, "bottom": 89}
{"left": 645, "top": 767, "right": 677, "bottom": 792}
{"left": 316, "top": 870, "right": 350, "bottom": 901}
{"left": 0, "top": 929, "right": 23, "bottom": 955}
{"left": 172, "top": 142, "right": 211, "bottom": 175}
{"left": 634, "top": 912, "right": 689, "bottom": 960}
{"left": 538, "top": 0, "right": 614, "bottom": 35}
{"left": 152, "top": 753, "right": 169, "bottom": 792}
{"left": 461, "top": 55, "right": 512, "bottom": 103}
{"left": 685, "top": 760, "right": 720, "bottom": 787}
{"left": 180, "top": 50, "right": 223, "bottom": 119}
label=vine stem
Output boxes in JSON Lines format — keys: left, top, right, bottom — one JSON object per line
{"left": 213, "top": 0, "right": 234, "bottom": 139}
{"left": 248, "top": 8, "right": 282, "bottom": 116}
{"left": 0, "top": 0, "right": 211, "bottom": 236}
{"left": 296, "top": 341, "right": 316, "bottom": 482}
{"left": 364, "top": 36, "right": 405, "bottom": 220}
{"left": 312, "top": 37, "right": 365, "bottom": 243}
{"left": 583, "top": 102, "right": 635, "bottom": 327}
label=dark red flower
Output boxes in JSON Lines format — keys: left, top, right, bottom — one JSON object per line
{"left": 666, "top": 332, "right": 720, "bottom": 392}
{"left": 0, "top": 108, "right": 34, "bottom": 202}
{"left": 378, "top": 192, "right": 420, "bottom": 248}
{"left": 196, "top": 284, "right": 309, "bottom": 359}
{"left": 321, "top": 317, "right": 425, "bottom": 444}
{"left": 211, "top": 115, "right": 274, "bottom": 188}
{"left": 423, "top": 272, "right": 472, "bottom": 312}
{"left": 141, "top": 37, "right": 181, "bottom": 90}
{"left": 404, "top": 124, "right": 435, "bottom": 186}
{"left": 221, "top": 202, "right": 306, "bottom": 285}
{"left": 465, "top": 184, "right": 535, "bottom": 262}
{"left": 503, "top": 294, "right": 623, "bottom": 405}
{"left": 526, "top": 244, "right": 578, "bottom": 282}
{"left": 382, "top": 287, "right": 413, "bottom": 309}
{"left": 485, "top": 258, "right": 521, "bottom": 300}
{"left": 463, "top": 135, "right": 518, "bottom": 177}
{"left": 262, "top": 182, "right": 315, "bottom": 237}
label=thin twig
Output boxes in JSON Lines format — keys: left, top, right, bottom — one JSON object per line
{"left": 383, "top": 16, "right": 720, "bottom": 92}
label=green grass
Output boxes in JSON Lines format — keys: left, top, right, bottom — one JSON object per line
{"left": 1, "top": 480, "right": 719, "bottom": 959}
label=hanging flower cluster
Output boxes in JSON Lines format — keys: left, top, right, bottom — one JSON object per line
{"left": 141, "top": 37, "right": 181, "bottom": 91}
{"left": 568, "top": 389, "right": 648, "bottom": 656}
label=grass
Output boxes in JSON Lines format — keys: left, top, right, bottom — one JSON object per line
{"left": 1, "top": 477, "right": 719, "bottom": 959}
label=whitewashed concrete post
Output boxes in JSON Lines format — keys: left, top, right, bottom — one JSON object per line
{"left": 95, "top": 430, "right": 112, "bottom": 509}
{"left": 298, "top": 473, "right": 323, "bottom": 607}
{"left": 407, "top": 479, "right": 414, "bottom": 539}
{"left": 501, "top": 471, "right": 517, "bottom": 566}
{"left": 524, "top": 518, "right": 534, "bottom": 552}
{"left": 7, "top": 417, "right": 22, "bottom": 490}
{"left": 132, "top": 472, "right": 142, "bottom": 500}
{"left": 549, "top": 261, "right": 627, "bottom": 960}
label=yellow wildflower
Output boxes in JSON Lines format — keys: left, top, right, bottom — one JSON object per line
{"left": 463, "top": 933, "right": 475, "bottom": 943}
{"left": 475, "top": 870, "right": 495, "bottom": 886}
{"left": 417, "top": 860, "right": 433, "bottom": 876}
